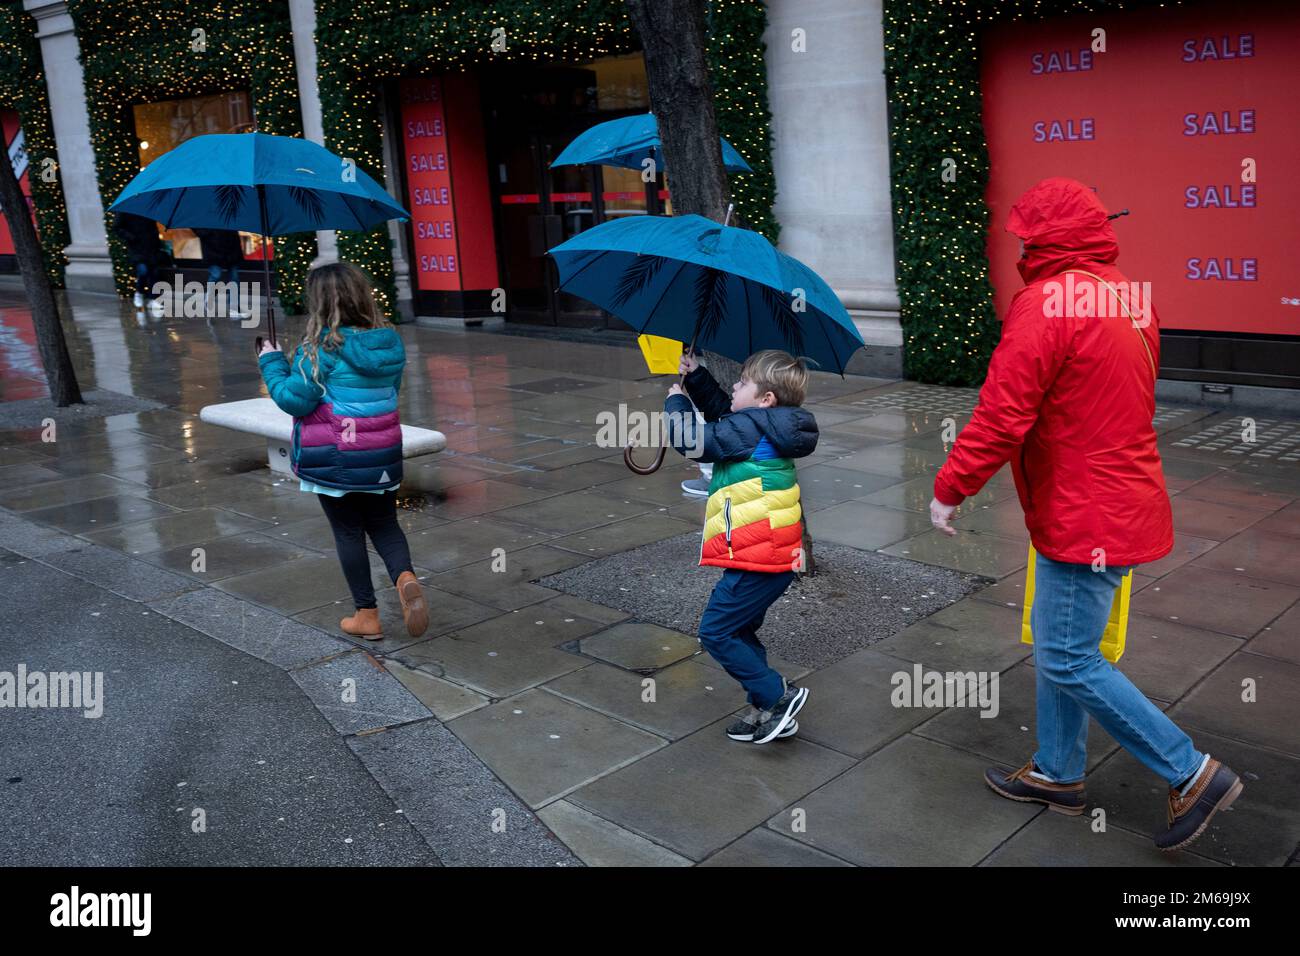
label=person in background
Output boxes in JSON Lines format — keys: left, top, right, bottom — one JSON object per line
{"left": 929, "top": 177, "right": 1242, "bottom": 852}
{"left": 257, "top": 262, "right": 427, "bottom": 643}
{"left": 113, "top": 211, "right": 165, "bottom": 317}
{"left": 193, "top": 227, "right": 250, "bottom": 319}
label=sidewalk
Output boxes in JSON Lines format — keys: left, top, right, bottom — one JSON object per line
{"left": 0, "top": 287, "right": 1296, "bottom": 866}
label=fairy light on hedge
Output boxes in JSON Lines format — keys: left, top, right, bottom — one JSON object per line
{"left": 313, "top": 0, "right": 779, "bottom": 315}
{"left": 0, "top": 4, "right": 71, "bottom": 287}
{"left": 68, "top": 0, "right": 315, "bottom": 311}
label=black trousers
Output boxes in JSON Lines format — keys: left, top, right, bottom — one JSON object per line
{"left": 317, "top": 491, "right": 413, "bottom": 609}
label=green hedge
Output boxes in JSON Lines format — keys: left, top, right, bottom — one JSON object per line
{"left": 0, "top": 1, "right": 70, "bottom": 287}
{"left": 882, "top": 0, "right": 1188, "bottom": 385}
{"left": 68, "top": 0, "right": 315, "bottom": 312}
{"left": 314, "top": 0, "right": 778, "bottom": 318}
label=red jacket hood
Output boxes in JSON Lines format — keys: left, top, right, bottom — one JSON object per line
{"left": 1008, "top": 177, "right": 1120, "bottom": 284}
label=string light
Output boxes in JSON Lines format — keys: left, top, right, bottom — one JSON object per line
{"left": 6, "top": 0, "right": 779, "bottom": 317}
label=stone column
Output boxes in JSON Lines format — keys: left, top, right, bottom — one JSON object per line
{"left": 377, "top": 84, "right": 413, "bottom": 320}
{"left": 24, "top": 0, "right": 114, "bottom": 293}
{"left": 287, "top": 0, "right": 336, "bottom": 267}
{"left": 763, "top": 0, "right": 903, "bottom": 377}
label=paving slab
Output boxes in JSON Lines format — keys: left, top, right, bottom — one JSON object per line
{"left": 449, "top": 688, "right": 665, "bottom": 808}
{"left": 576, "top": 621, "right": 701, "bottom": 672}
{"left": 569, "top": 717, "right": 855, "bottom": 861}
{"left": 1166, "top": 651, "right": 1300, "bottom": 755}
{"left": 348, "top": 719, "right": 580, "bottom": 866}
{"left": 537, "top": 800, "right": 693, "bottom": 867}
{"left": 384, "top": 661, "right": 491, "bottom": 721}
{"left": 290, "top": 651, "right": 433, "bottom": 735}
{"left": 882, "top": 528, "right": 1029, "bottom": 578}
{"left": 766, "top": 734, "right": 1039, "bottom": 866}
{"left": 79, "top": 507, "right": 269, "bottom": 554}
{"left": 149, "top": 586, "right": 350, "bottom": 670}
{"left": 391, "top": 624, "right": 589, "bottom": 698}
{"left": 543, "top": 659, "right": 743, "bottom": 740}
{"left": 293, "top": 581, "right": 499, "bottom": 654}
{"left": 1084, "top": 730, "right": 1300, "bottom": 866}
{"left": 701, "top": 826, "right": 854, "bottom": 867}
{"left": 982, "top": 810, "right": 1223, "bottom": 866}
{"left": 1132, "top": 565, "right": 1300, "bottom": 638}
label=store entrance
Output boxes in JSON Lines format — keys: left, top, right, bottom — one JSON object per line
{"left": 483, "top": 61, "right": 660, "bottom": 329}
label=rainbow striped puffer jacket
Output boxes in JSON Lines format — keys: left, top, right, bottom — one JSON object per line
{"left": 258, "top": 326, "right": 405, "bottom": 492}
{"left": 666, "top": 367, "right": 819, "bottom": 573}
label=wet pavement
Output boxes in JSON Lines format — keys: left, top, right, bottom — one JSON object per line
{"left": 0, "top": 283, "right": 1296, "bottom": 867}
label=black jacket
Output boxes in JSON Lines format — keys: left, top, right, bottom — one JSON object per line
{"left": 192, "top": 228, "right": 245, "bottom": 268}
{"left": 664, "top": 365, "right": 818, "bottom": 464}
{"left": 113, "top": 212, "right": 162, "bottom": 260}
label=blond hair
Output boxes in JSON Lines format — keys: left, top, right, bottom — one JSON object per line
{"left": 741, "top": 350, "right": 808, "bottom": 407}
{"left": 299, "top": 262, "right": 390, "bottom": 388}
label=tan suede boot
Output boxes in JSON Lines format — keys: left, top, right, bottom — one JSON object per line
{"left": 396, "top": 571, "right": 428, "bottom": 637}
{"left": 340, "top": 607, "right": 382, "bottom": 641}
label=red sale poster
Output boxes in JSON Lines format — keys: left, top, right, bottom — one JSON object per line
{"left": 980, "top": 2, "right": 1300, "bottom": 337}
{"left": 0, "top": 109, "right": 35, "bottom": 258}
{"left": 399, "top": 77, "right": 459, "bottom": 291}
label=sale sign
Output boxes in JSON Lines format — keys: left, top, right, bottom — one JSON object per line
{"left": 399, "top": 77, "right": 459, "bottom": 291}
{"left": 980, "top": 3, "right": 1300, "bottom": 336}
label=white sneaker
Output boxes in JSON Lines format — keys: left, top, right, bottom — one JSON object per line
{"left": 681, "top": 477, "right": 710, "bottom": 497}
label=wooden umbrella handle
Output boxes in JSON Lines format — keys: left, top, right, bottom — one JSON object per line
{"left": 622, "top": 337, "right": 699, "bottom": 475}
{"left": 623, "top": 444, "right": 667, "bottom": 475}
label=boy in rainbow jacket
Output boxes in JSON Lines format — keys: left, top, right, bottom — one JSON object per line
{"left": 665, "top": 349, "right": 819, "bottom": 744}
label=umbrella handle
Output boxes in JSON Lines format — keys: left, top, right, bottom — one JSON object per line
{"left": 623, "top": 443, "right": 667, "bottom": 475}
{"left": 622, "top": 336, "right": 699, "bottom": 476}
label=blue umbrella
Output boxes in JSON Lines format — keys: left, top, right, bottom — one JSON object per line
{"left": 551, "top": 113, "right": 752, "bottom": 174}
{"left": 548, "top": 214, "right": 863, "bottom": 374}
{"left": 110, "top": 132, "right": 409, "bottom": 343}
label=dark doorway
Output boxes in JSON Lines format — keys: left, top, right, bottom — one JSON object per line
{"left": 481, "top": 63, "right": 660, "bottom": 330}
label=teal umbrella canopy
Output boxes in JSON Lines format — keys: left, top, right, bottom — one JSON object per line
{"left": 550, "top": 113, "right": 752, "bottom": 175}
{"left": 110, "top": 132, "right": 409, "bottom": 233}
{"left": 549, "top": 214, "right": 863, "bottom": 375}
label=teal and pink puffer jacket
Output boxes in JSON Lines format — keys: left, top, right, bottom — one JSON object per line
{"left": 258, "top": 326, "right": 405, "bottom": 492}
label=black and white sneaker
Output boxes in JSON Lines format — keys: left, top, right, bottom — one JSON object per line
{"left": 751, "top": 682, "right": 809, "bottom": 744}
{"left": 726, "top": 706, "right": 799, "bottom": 742}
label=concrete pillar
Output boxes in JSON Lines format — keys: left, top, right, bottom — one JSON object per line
{"left": 376, "top": 84, "right": 413, "bottom": 320}
{"left": 763, "top": 0, "right": 902, "bottom": 377}
{"left": 287, "top": 0, "right": 336, "bottom": 267}
{"left": 24, "top": 0, "right": 114, "bottom": 293}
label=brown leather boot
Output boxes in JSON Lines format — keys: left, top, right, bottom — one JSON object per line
{"left": 340, "top": 607, "right": 382, "bottom": 641}
{"left": 396, "top": 571, "right": 428, "bottom": 637}
{"left": 985, "top": 759, "right": 1086, "bottom": 815}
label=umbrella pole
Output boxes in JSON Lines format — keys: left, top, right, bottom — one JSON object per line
{"left": 623, "top": 331, "right": 699, "bottom": 476}
{"left": 258, "top": 184, "right": 276, "bottom": 347}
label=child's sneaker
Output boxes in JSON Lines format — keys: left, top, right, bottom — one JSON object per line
{"left": 681, "top": 477, "right": 710, "bottom": 497}
{"left": 750, "top": 683, "right": 809, "bottom": 744}
{"left": 726, "top": 706, "right": 798, "bottom": 741}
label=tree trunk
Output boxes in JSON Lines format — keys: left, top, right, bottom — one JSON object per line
{"left": 627, "top": 0, "right": 815, "bottom": 574}
{"left": 0, "top": 149, "right": 81, "bottom": 406}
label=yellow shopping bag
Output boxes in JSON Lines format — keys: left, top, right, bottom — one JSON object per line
{"left": 1021, "top": 544, "right": 1132, "bottom": 663}
{"left": 637, "top": 334, "right": 683, "bottom": 375}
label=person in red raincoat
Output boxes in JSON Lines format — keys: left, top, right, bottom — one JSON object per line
{"left": 929, "top": 178, "right": 1242, "bottom": 851}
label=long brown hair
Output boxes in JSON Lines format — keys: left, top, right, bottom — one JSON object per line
{"left": 299, "top": 262, "right": 390, "bottom": 388}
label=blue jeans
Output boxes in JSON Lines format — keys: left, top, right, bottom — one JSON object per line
{"left": 698, "top": 569, "right": 794, "bottom": 710}
{"left": 1031, "top": 552, "right": 1202, "bottom": 786}
{"left": 207, "top": 264, "right": 242, "bottom": 312}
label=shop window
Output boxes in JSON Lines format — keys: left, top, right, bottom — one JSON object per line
{"left": 131, "top": 92, "right": 268, "bottom": 261}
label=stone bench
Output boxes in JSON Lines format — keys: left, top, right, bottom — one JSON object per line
{"left": 199, "top": 398, "right": 446, "bottom": 475}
